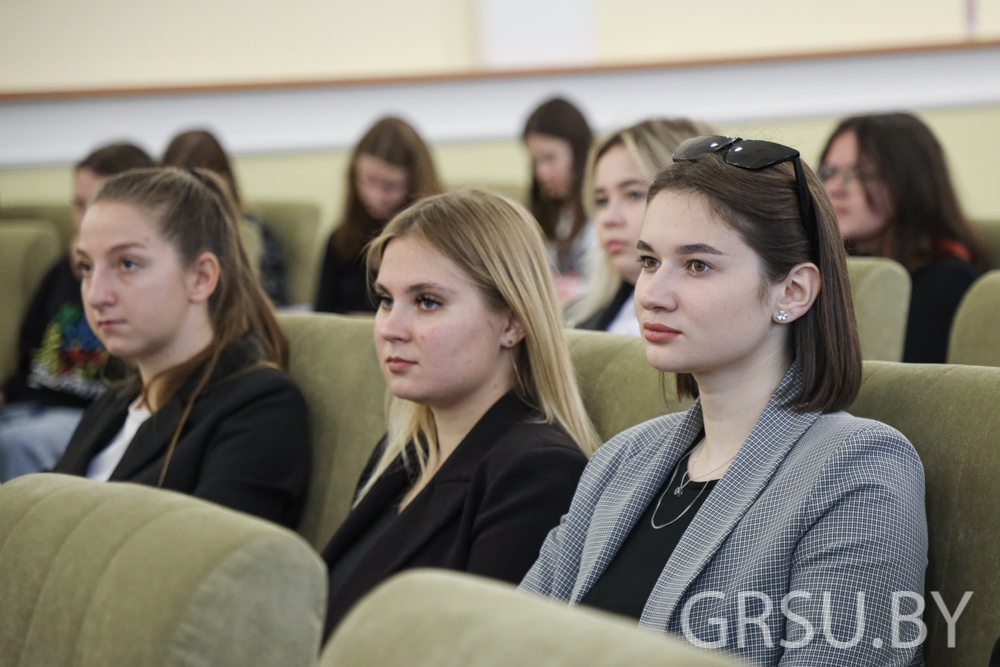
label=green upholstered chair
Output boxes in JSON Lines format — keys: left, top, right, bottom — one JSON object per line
{"left": 846, "top": 256, "right": 911, "bottom": 362}
{"left": 276, "top": 314, "right": 683, "bottom": 550}
{"left": 0, "top": 221, "right": 62, "bottom": 384}
{"left": 245, "top": 201, "right": 323, "bottom": 306}
{"left": 0, "top": 204, "right": 76, "bottom": 253}
{"left": 947, "top": 270, "right": 1000, "bottom": 367}
{"left": 321, "top": 570, "right": 742, "bottom": 667}
{"left": 237, "top": 217, "right": 265, "bottom": 278}
{"left": 974, "top": 220, "right": 1000, "bottom": 271}
{"left": 0, "top": 473, "right": 326, "bottom": 667}
{"left": 850, "top": 362, "right": 1000, "bottom": 667}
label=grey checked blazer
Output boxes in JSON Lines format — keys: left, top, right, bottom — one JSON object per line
{"left": 521, "top": 368, "right": 927, "bottom": 667}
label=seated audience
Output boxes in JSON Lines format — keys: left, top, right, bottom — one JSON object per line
{"left": 315, "top": 117, "right": 442, "bottom": 314}
{"left": 0, "top": 142, "right": 154, "bottom": 482}
{"left": 819, "top": 113, "right": 985, "bottom": 363}
{"left": 522, "top": 136, "right": 927, "bottom": 666}
{"left": 570, "top": 118, "right": 712, "bottom": 333}
{"left": 162, "top": 128, "right": 289, "bottom": 306}
{"left": 54, "top": 168, "right": 310, "bottom": 529}
{"left": 321, "top": 189, "right": 600, "bottom": 636}
{"left": 522, "top": 98, "right": 594, "bottom": 304}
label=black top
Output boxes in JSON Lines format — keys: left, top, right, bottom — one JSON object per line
{"left": 321, "top": 391, "right": 587, "bottom": 637}
{"left": 314, "top": 239, "right": 374, "bottom": 314}
{"left": 581, "top": 448, "right": 717, "bottom": 620}
{"left": 54, "top": 337, "right": 310, "bottom": 529}
{"left": 577, "top": 282, "right": 634, "bottom": 332}
{"left": 990, "top": 634, "right": 1000, "bottom": 667}
{"left": 904, "top": 257, "right": 979, "bottom": 363}
{"left": 3, "top": 257, "right": 109, "bottom": 408}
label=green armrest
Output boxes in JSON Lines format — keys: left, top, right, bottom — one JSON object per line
{"left": 322, "top": 570, "right": 743, "bottom": 667}
{"left": 0, "top": 474, "right": 326, "bottom": 667}
{"left": 947, "top": 270, "right": 1000, "bottom": 367}
{"left": 1, "top": 204, "right": 76, "bottom": 253}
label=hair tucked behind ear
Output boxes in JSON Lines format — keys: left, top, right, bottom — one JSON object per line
{"left": 647, "top": 152, "right": 862, "bottom": 414}
{"left": 93, "top": 166, "right": 288, "bottom": 485}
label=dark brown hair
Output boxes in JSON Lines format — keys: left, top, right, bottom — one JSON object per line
{"left": 647, "top": 152, "right": 862, "bottom": 414}
{"left": 76, "top": 142, "right": 154, "bottom": 176}
{"left": 330, "top": 117, "right": 442, "bottom": 262}
{"left": 93, "top": 167, "right": 288, "bottom": 484}
{"left": 820, "top": 113, "right": 986, "bottom": 272}
{"left": 522, "top": 98, "right": 593, "bottom": 260}
{"left": 162, "top": 129, "right": 243, "bottom": 210}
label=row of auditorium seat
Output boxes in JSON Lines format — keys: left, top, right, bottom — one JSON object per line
{"left": 1, "top": 313, "right": 998, "bottom": 667}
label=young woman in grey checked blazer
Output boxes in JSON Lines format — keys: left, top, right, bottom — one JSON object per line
{"left": 521, "top": 136, "right": 928, "bottom": 667}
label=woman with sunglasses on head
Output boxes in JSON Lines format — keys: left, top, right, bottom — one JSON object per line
{"left": 320, "top": 189, "right": 600, "bottom": 637}
{"left": 819, "top": 113, "right": 986, "bottom": 363}
{"left": 315, "top": 117, "right": 443, "bottom": 315}
{"left": 53, "top": 168, "right": 310, "bottom": 529}
{"left": 569, "top": 118, "right": 713, "bottom": 334}
{"left": 522, "top": 137, "right": 927, "bottom": 666}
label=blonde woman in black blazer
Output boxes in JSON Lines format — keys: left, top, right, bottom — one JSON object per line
{"left": 320, "top": 189, "right": 600, "bottom": 637}
{"left": 53, "top": 167, "right": 309, "bottom": 529}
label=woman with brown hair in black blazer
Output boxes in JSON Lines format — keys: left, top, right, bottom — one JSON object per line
{"left": 320, "top": 189, "right": 601, "bottom": 636}
{"left": 54, "top": 167, "right": 310, "bottom": 529}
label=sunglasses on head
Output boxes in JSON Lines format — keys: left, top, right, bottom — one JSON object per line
{"left": 672, "top": 135, "right": 819, "bottom": 258}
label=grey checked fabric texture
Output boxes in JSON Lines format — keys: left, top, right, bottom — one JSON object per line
{"left": 521, "top": 366, "right": 928, "bottom": 667}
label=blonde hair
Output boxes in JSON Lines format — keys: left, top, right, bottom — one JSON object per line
{"left": 567, "top": 118, "right": 715, "bottom": 326}
{"left": 356, "top": 188, "right": 601, "bottom": 503}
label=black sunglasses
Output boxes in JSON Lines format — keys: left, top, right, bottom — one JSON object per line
{"left": 672, "top": 136, "right": 819, "bottom": 258}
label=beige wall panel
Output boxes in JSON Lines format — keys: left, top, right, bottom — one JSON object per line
{"left": 0, "top": 0, "right": 476, "bottom": 92}
{"left": 3, "top": 107, "right": 999, "bottom": 225}
{"left": 594, "top": 0, "right": 966, "bottom": 63}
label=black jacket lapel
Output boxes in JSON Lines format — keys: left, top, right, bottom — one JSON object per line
{"left": 54, "top": 390, "right": 133, "bottom": 476}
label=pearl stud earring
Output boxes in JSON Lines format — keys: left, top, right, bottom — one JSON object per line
{"left": 776, "top": 310, "right": 789, "bottom": 322}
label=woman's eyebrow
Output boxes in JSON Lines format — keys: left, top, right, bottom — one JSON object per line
{"left": 637, "top": 240, "right": 655, "bottom": 252}
{"left": 676, "top": 243, "right": 724, "bottom": 256}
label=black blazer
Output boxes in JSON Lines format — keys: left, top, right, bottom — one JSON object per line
{"left": 321, "top": 392, "right": 587, "bottom": 635}
{"left": 54, "top": 340, "right": 310, "bottom": 529}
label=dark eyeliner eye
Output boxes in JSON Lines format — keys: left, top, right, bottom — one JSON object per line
{"left": 418, "top": 296, "right": 442, "bottom": 310}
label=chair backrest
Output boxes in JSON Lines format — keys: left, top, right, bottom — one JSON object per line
{"left": 850, "top": 361, "right": 1000, "bottom": 667}
{"left": 947, "top": 270, "right": 1000, "bottom": 367}
{"left": 246, "top": 201, "right": 323, "bottom": 306}
{"left": 846, "top": 256, "right": 911, "bottom": 361}
{"left": 278, "top": 314, "right": 682, "bottom": 550}
{"left": 238, "top": 217, "right": 265, "bottom": 278}
{"left": 0, "top": 473, "right": 326, "bottom": 667}
{"left": 282, "top": 313, "right": 997, "bottom": 665}
{"left": 321, "top": 570, "right": 741, "bottom": 667}
{"left": 0, "top": 221, "right": 62, "bottom": 384}
{"left": 974, "top": 220, "right": 1000, "bottom": 271}
{"left": 0, "top": 204, "right": 76, "bottom": 252}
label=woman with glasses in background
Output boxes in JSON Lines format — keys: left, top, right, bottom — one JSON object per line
{"left": 315, "top": 117, "right": 443, "bottom": 315}
{"left": 818, "top": 113, "right": 986, "bottom": 363}
{"left": 522, "top": 136, "right": 927, "bottom": 666}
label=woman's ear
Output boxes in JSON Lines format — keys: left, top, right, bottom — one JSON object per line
{"left": 187, "top": 252, "right": 221, "bottom": 304}
{"left": 500, "top": 311, "right": 525, "bottom": 349}
{"left": 772, "top": 262, "right": 821, "bottom": 324}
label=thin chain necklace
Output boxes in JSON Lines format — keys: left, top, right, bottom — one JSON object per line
{"left": 650, "top": 441, "right": 733, "bottom": 530}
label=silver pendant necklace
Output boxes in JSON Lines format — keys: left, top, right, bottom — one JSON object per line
{"left": 650, "top": 441, "right": 732, "bottom": 529}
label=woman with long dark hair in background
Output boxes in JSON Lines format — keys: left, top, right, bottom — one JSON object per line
{"left": 819, "top": 113, "right": 986, "bottom": 363}
{"left": 315, "top": 117, "right": 443, "bottom": 314}
{"left": 523, "top": 98, "right": 594, "bottom": 304}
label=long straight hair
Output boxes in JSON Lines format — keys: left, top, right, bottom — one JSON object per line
{"left": 568, "top": 118, "right": 714, "bottom": 325}
{"left": 355, "top": 189, "right": 601, "bottom": 504}
{"left": 93, "top": 167, "right": 288, "bottom": 484}
{"left": 330, "top": 117, "right": 443, "bottom": 262}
